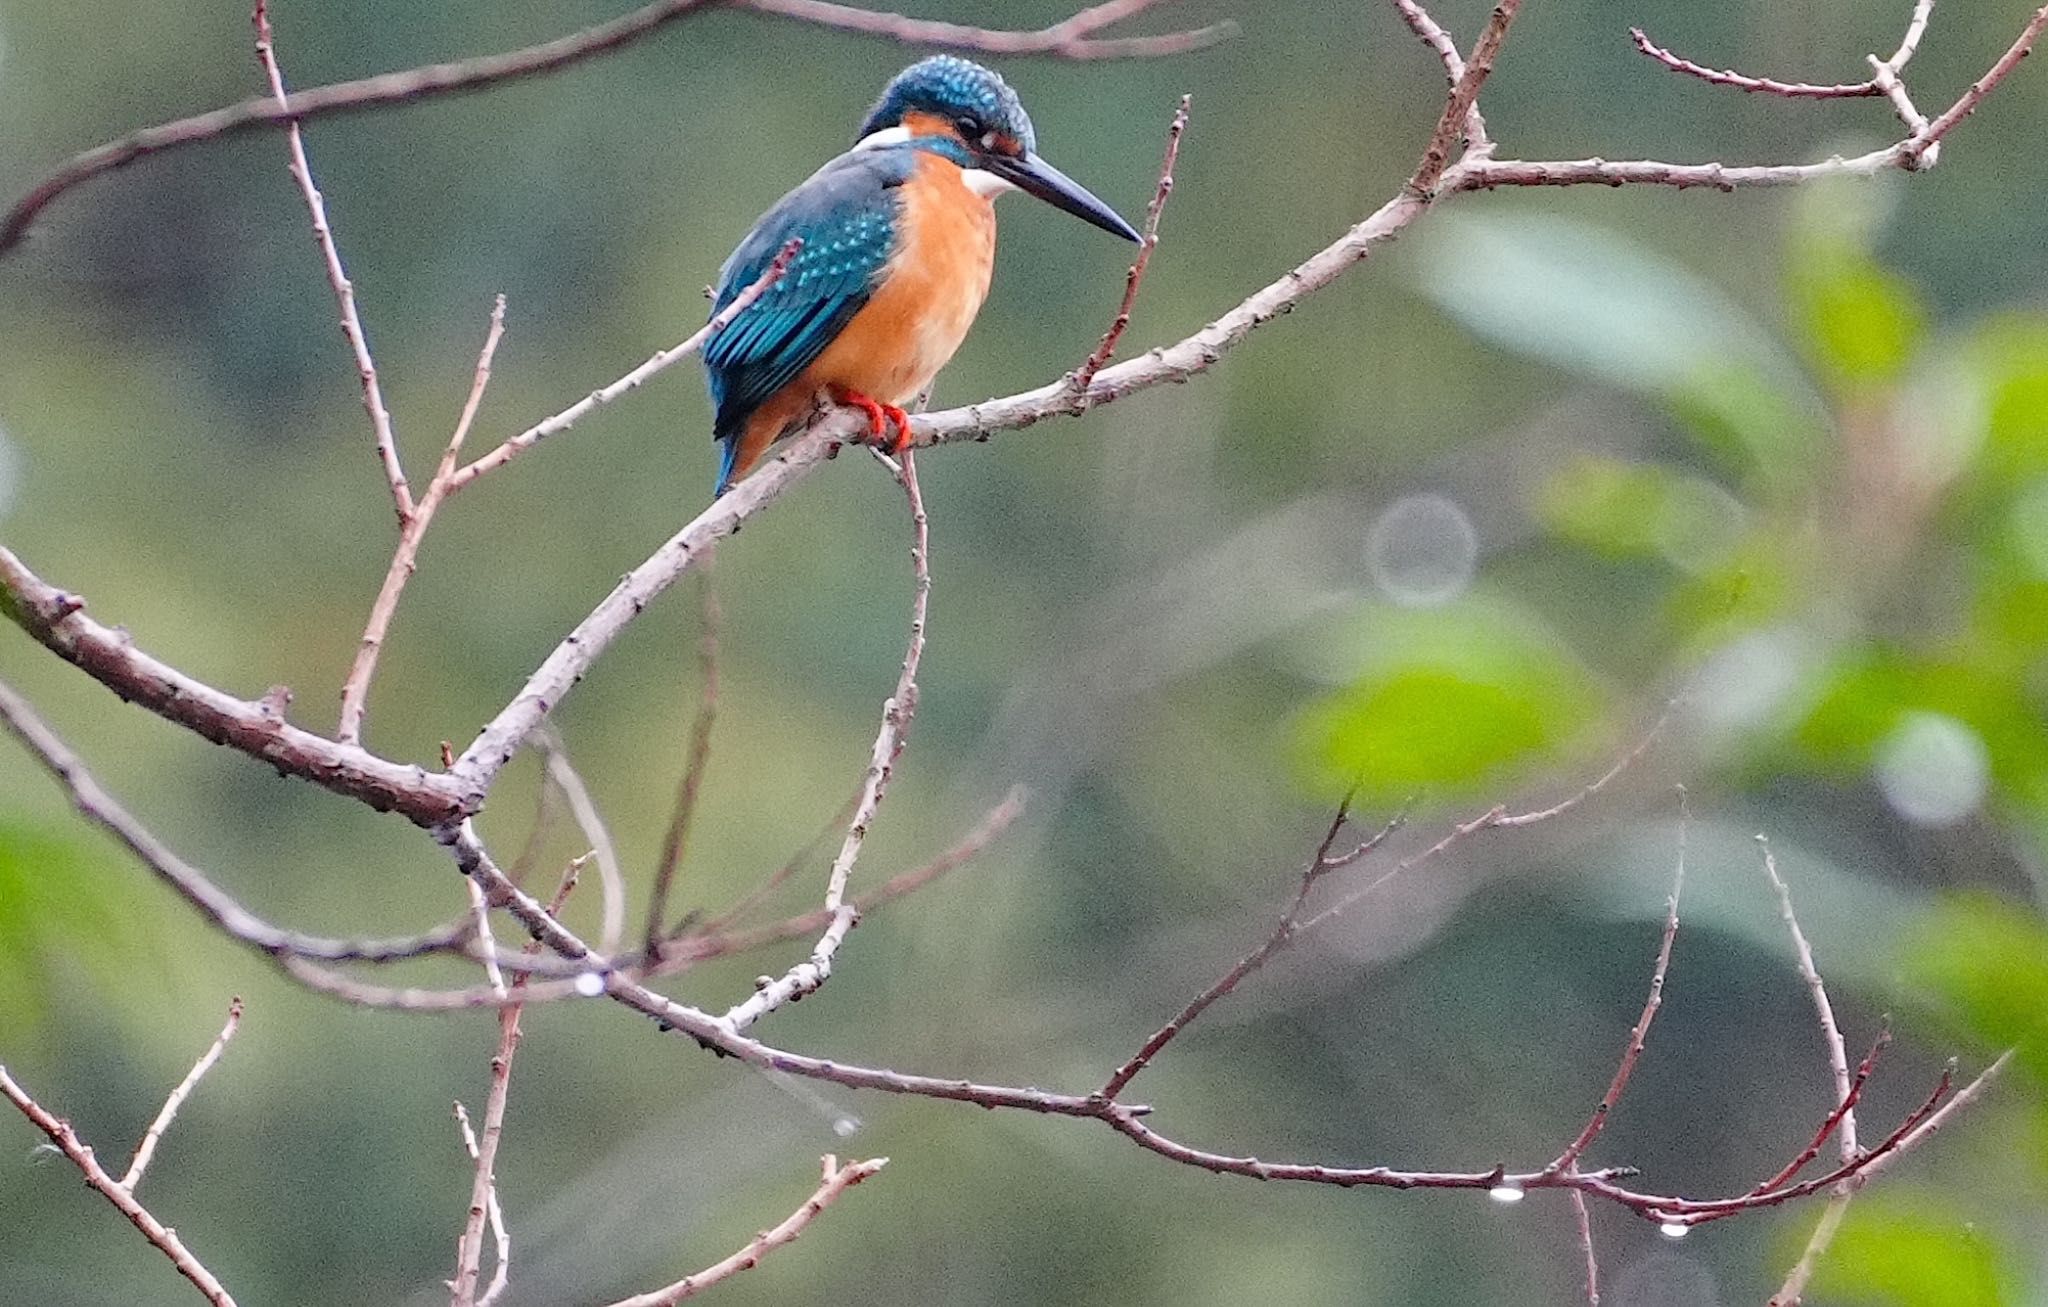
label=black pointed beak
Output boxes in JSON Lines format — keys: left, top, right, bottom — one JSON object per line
{"left": 984, "top": 150, "right": 1141, "bottom": 243}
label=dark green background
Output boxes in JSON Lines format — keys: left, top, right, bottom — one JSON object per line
{"left": 1, "top": 1, "right": 2044, "bottom": 1303}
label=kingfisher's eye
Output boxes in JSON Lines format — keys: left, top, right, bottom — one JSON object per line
{"left": 953, "top": 115, "right": 983, "bottom": 139}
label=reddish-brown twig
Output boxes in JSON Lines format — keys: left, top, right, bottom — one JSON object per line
{"left": 1750, "top": 1026, "right": 1890, "bottom": 1196}
{"left": 1569, "top": 1187, "right": 1600, "bottom": 1306}
{"left": 120, "top": 997, "right": 244, "bottom": 1192}
{"left": 1907, "top": 2, "right": 2048, "bottom": 160}
{"left": 647, "top": 565, "right": 723, "bottom": 951}
{"left": 1546, "top": 792, "right": 1686, "bottom": 1176}
{"left": 1100, "top": 801, "right": 1403, "bottom": 1099}
{"left": 1071, "top": 94, "right": 1189, "bottom": 397}
{"left": 2, "top": 1040, "right": 243, "bottom": 1305}
{"left": 444, "top": 239, "right": 802, "bottom": 494}
{"left": 0, "top": 1, "right": 1226, "bottom": 256}
{"left": 337, "top": 295, "right": 506, "bottom": 744}
{"left": 718, "top": 448, "right": 930, "bottom": 1033}
{"left": 254, "top": 0, "right": 410, "bottom": 523}
{"left": 597, "top": 1154, "right": 887, "bottom": 1307}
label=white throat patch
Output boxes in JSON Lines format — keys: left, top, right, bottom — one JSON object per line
{"left": 961, "top": 169, "right": 1018, "bottom": 199}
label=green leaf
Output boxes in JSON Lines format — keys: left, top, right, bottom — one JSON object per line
{"left": 1789, "top": 249, "right": 1927, "bottom": 392}
{"left": 1291, "top": 601, "right": 1599, "bottom": 804}
{"left": 0, "top": 813, "right": 146, "bottom": 1041}
{"left": 1536, "top": 454, "right": 1747, "bottom": 571}
{"left": 1907, "top": 896, "right": 2048, "bottom": 1085}
{"left": 1807, "top": 1196, "right": 2011, "bottom": 1307}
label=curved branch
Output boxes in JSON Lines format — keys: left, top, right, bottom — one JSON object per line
{"left": 0, "top": 556, "right": 466, "bottom": 825}
{"left": 0, "top": 0, "right": 1228, "bottom": 256}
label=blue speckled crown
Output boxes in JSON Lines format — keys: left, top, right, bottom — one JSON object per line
{"left": 858, "top": 55, "right": 1037, "bottom": 152}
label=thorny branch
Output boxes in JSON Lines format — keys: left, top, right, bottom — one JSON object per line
{"left": 0, "top": 0, "right": 1227, "bottom": 255}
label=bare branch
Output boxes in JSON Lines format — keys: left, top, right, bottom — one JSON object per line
{"left": 0, "top": 1, "right": 1227, "bottom": 256}
{"left": 451, "top": 1102, "right": 511, "bottom": 1307}
{"left": 647, "top": 565, "right": 723, "bottom": 950}
{"left": 1387, "top": 0, "right": 1489, "bottom": 147}
{"left": 445, "top": 240, "right": 801, "bottom": 494}
{"left": 1629, "top": 27, "right": 1885, "bottom": 99}
{"left": 1757, "top": 836, "right": 1858, "bottom": 1157}
{"left": 0, "top": 548, "right": 467, "bottom": 825}
{"left": 1100, "top": 802, "right": 1401, "bottom": 1099}
{"left": 1569, "top": 1187, "right": 1600, "bottom": 1306}
{"left": 120, "top": 997, "right": 245, "bottom": 1192}
{"left": 1547, "top": 792, "right": 1686, "bottom": 1175}
{"left": 0, "top": 677, "right": 473, "bottom": 961}
{"left": 338, "top": 294, "right": 507, "bottom": 744}
{"left": 1409, "top": 0, "right": 1522, "bottom": 196}
{"left": 254, "top": 0, "right": 411, "bottom": 523}
{"left": 598, "top": 1155, "right": 888, "bottom": 1307}
{"left": 269, "top": 790, "right": 1025, "bottom": 1012}
{"left": 537, "top": 730, "right": 628, "bottom": 956}
{"left": 450, "top": 864, "right": 577, "bottom": 1307}
{"left": 1071, "top": 94, "right": 1189, "bottom": 396}
{"left": 1, "top": 1066, "right": 239, "bottom": 1306}
{"left": 718, "top": 449, "right": 930, "bottom": 1034}
{"left": 1908, "top": 3, "right": 2048, "bottom": 159}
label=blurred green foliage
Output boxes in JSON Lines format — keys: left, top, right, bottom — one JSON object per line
{"left": 2, "top": 1, "right": 2046, "bottom": 1304}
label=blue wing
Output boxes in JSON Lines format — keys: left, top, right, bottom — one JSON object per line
{"left": 704, "top": 149, "right": 909, "bottom": 447}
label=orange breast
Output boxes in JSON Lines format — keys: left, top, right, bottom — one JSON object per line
{"left": 798, "top": 153, "right": 996, "bottom": 407}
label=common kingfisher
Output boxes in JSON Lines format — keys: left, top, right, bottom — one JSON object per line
{"left": 703, "top": 56, "right": 1142, "bottom": 497}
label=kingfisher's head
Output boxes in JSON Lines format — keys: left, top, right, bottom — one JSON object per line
{"left": 857, "top": 56, "right": 1140, "bottom": 243}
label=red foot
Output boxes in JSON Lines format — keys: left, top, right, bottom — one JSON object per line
{"left": 834, "top": 389, "right": 913, "bottom": 456}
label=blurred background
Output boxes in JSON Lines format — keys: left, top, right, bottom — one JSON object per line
{"left": 1, "top": 0, "right": 2044, "bottom": 1302}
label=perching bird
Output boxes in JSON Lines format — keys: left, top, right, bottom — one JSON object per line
{"left": 703, "top": 55, "right": 1142, "bottom": 497}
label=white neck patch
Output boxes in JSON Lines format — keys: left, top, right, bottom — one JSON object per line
{"left": 853, "top": 124, "right": 914, "bottom": 152}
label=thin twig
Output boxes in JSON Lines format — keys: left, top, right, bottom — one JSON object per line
{"left": 1100, "top": 801, "right": 1401, "bottom": 1098}
{"left": 1629, "top": 27, "right": 1884, "bottom": 99}
{"left": 1409, "top": 0, "right": 1522, "bottom": 195}
{"left": 1547, "top": 791, "right": 1687, "bottom": 1175}
{"left": 1750, "top": 1026, "right": 1890, "bottom": 1196}
{"left": 0, "top": 677, "right": 474, "bottom": 961}
{"left": 451, "top": 1102, "right": 511, "bottom": 1307}
{"left": 337, "top": 294, "right": 507, "bottom": 743}
{"left": 445, "top": 239, "right": 801, "bottom": 494}
{"left": 1757, "top": 836, "right": 1857, "bottom": 1158}
{"left": 537, "top": 729, "right": 627, "bottom": 956}
{"left": 718, "top": 449, "right": 930, "bottom": 1033}
{"left": 1387, "top": 0, "right": 1488, "bottom": 147}
{"left": 271, "top": 791, "right": 1025, "bottom": 1011}
{"left": 1569, "top": 1187, "right": 1600, "bottom": 1306}
{"left": 254, "top": 0, "right": 411, "bottom": 523}
{"left": 451, "top": 861, "right": 577, "bottom": 1307}
{"left": 1071, "top": 94, "right": 1189, "bottom": 396}
{"left": 597, "top": 1155, "right": 887, "bottom": 1307}
{"left": 1, "top": 1066, "right": 239, "bottom": 1306}
{"left": 647, "top": 564, "right": 723, "bottom": 951}
{"left": 120, "top": 997, "right": 244, "bottom": 1192}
